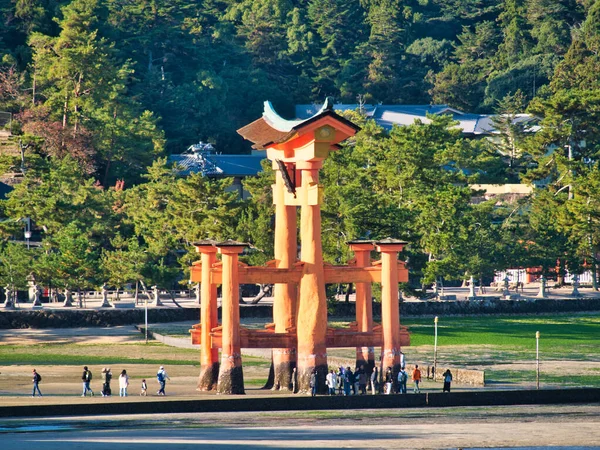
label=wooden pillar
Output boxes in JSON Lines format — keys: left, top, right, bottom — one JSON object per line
{"left": 376, "top": 239, "right": 406, "bottom": 388}
{"left": 296, "top": 160, "right": 328, "bottom": 393}
{"left": 216, "top": 242, "right": 246, "bottom": 395}
{"left": 272, "top": 163, "right": 298, "bottom": 390}
{"left": 349, "top": 241, "right": 375, "bottom": 373}
{"left": 196, "top": 243, "right": 219, "bottom": 391}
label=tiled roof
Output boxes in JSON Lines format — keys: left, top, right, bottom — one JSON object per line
{"left": 169, "top": 152, "right": 264, "bottom": 178}
{"left": 296, "top": 104, "right": 536, "bottom": 135}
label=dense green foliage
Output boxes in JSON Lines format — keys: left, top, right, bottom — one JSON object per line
{"left": 0, "top": 0, "right": 595, "bottom": 158}
{"left": 0, "top": 0, "right": 599, "bottom": 293}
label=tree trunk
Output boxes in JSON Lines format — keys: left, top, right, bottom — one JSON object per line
{"left": 250, "top": 284, "right": 272, "bottom": 304}
{"left": 139, "top": 280, "right": 154, "bottom": 302}
{"left": 62, "top": 92, "right": 69, "bottom": 129}
{"left": 73, "top": 73, "right": 83, "bottom": 135}
{"left": 134, "top": 281, "right": 139, "bottom": 305}
{"left": 168, "top": 290, "right": 183, "bottom": 308}
{"left": 32, "top": 64, "right": 36, "bottom": 106}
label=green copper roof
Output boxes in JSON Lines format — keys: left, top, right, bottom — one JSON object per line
{"left": 262, "top": 98, "right": 334, "bottom": 132}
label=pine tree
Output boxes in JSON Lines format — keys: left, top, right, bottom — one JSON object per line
{"left": 307, "top": 0, "right": 365, "bottom": 98}
{"left": 497, "top": 0, "right": 533, "bottom": 67}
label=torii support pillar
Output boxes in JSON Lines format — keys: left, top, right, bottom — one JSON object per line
{"left": 296, "top": 160, "right": 328, "bottom": 393}
{"left": 216, "top": 242, "right": 246, "bottom": 395}
{"left": 195, "top": 243, "right": 219, "bottom": 391}
{"left": 349, "top": 241, "right": 376, "bottom": 373}
{"left": 376, "top": 239, "right": 407, "bottom": 386}
{"left": 272, "top": 162, "right": 298, "bottom": 390}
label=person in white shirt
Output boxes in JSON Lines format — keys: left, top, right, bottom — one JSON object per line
{"left": 157, "top": 366, "right": 170, "bottom": 395}
{"left": 119, "top": 369, "right": 129, "bottom": 397}
{"left": 326, "top": 370, "right": 337, "bottom": 395}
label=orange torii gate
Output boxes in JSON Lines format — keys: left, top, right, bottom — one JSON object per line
{"left": 190, "top": 99, "right": 409, "bottom": 394}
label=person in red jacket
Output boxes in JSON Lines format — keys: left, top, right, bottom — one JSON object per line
{"left": 412, "top": 365, "right": 422, "bottom": 393}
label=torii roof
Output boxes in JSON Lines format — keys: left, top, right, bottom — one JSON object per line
{"left": 237, "top": 98, "right": 360, "bottom": 150}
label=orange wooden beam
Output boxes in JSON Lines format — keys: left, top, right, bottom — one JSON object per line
{"left": 191, "top": 324, "right": 410, "bottom": 349}
{"left": 190, "top": 262, "right": 408, "bottom": 285}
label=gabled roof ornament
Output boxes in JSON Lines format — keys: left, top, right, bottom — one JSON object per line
{"left": 238, "top": 98, "right": 359, "bottom": 150}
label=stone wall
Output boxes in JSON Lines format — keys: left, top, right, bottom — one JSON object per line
{"left": 0, "top": 297, "right": 599, "bottom": 329}
{"left": 425, "top": 366, "right": 485, "bottom": 386}
{"left": 334, "top": 297, "right": 600, "bottom": 317}
{"left": 0, "top": 308, "right": 201, "bottom": 329}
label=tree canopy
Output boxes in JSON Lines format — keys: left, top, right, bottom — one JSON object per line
{"left": 1, "top": 0, "right": 599, "bottom": 293}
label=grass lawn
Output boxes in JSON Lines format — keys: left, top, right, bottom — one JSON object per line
{"left": 405, "top": 313, "right": 600, "bottom": 359}
{"left": 0, "top": 312, "right": 598, "bottom": 392}
{"left": 333, "top": 312, "right": 600, "bottom": 387}
{"left": 0, "top": 342, "right": 270, "bottom": 369}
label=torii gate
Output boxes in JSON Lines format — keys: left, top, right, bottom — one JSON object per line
{"left": 190, "top": 99, "right": 409, "bottom": 394}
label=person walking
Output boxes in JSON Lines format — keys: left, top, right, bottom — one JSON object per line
{"left": 336, "top": 367, "right": 344, "bottom": 395}
{"left": 352, "top": 367, "right": 360, "bottom": 395}
{"left": 357, "top": 365, "right": 367, "bottom": 395}
{"left": 412, "top": 365, "right": 422, "bottom": 393}
{"left": 398, "top": 367, "right": 408, "bottom": 394}
{"left": 309, "top": 370, "right": 318, "bottom": 397}
{"left": 156, "top": 365, "right": 170, "bottom": 395}
{"left": 81, "top": 366, "right": 94, "bottom": 397}
{"left": 101, "top": 368, "right": 107, "bottom": 396}
{"left": 101, "top": 368, "right": 112, "bottom": 397}
{"left": 370, "top": 366, "right": 379, "bottom": 395}
{"left": 343, "top": 367, "right": 353, "bottom": 396}
{"left": 105, "top": 368, "right": 113, "bottom": 396}
{"left": 119, "top": 369, "right": 129, "bottom": 397}
{"left": 140, "top": 379, "right": 148, "bottom": 396}
{"left": 326, "top": 370, "right": 337, "bottom": 395}
{"left": 31, "top": 369, "right": 42, "bottom": 397}
{"left": 384, "top": 367, "right": 393, "bottom": 394}
{"left": 442, "top": 369, "right": 453, "bottom": 392}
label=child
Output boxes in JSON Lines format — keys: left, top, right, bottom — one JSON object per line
{"left": 140, "top": 379, "right": 147, "bottom": 396}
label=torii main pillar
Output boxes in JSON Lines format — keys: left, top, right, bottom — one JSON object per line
{"left": 296, "top": 158, "right": 328, "bottom": 391}
{"left": 272, "top": 162, "right": 298, "bottom": 390}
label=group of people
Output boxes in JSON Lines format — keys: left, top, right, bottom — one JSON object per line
{"left": 77, "top": 365, "right": 170, "bottom": 397}
{"left": 309, "top": 361, "right": 454, "bottom": 396}
{"left": 318, "top": 365, "right": 370, "bottom": 397}
{"left": 30, "top": 365, "right": 171, "bottom": 397}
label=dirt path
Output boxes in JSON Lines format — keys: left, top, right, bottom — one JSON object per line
{"left": 0, "top": 325, "right": 144, "bottom": 345}
{"left": 0, "top": 405, "right": 599, "bottom": 448}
